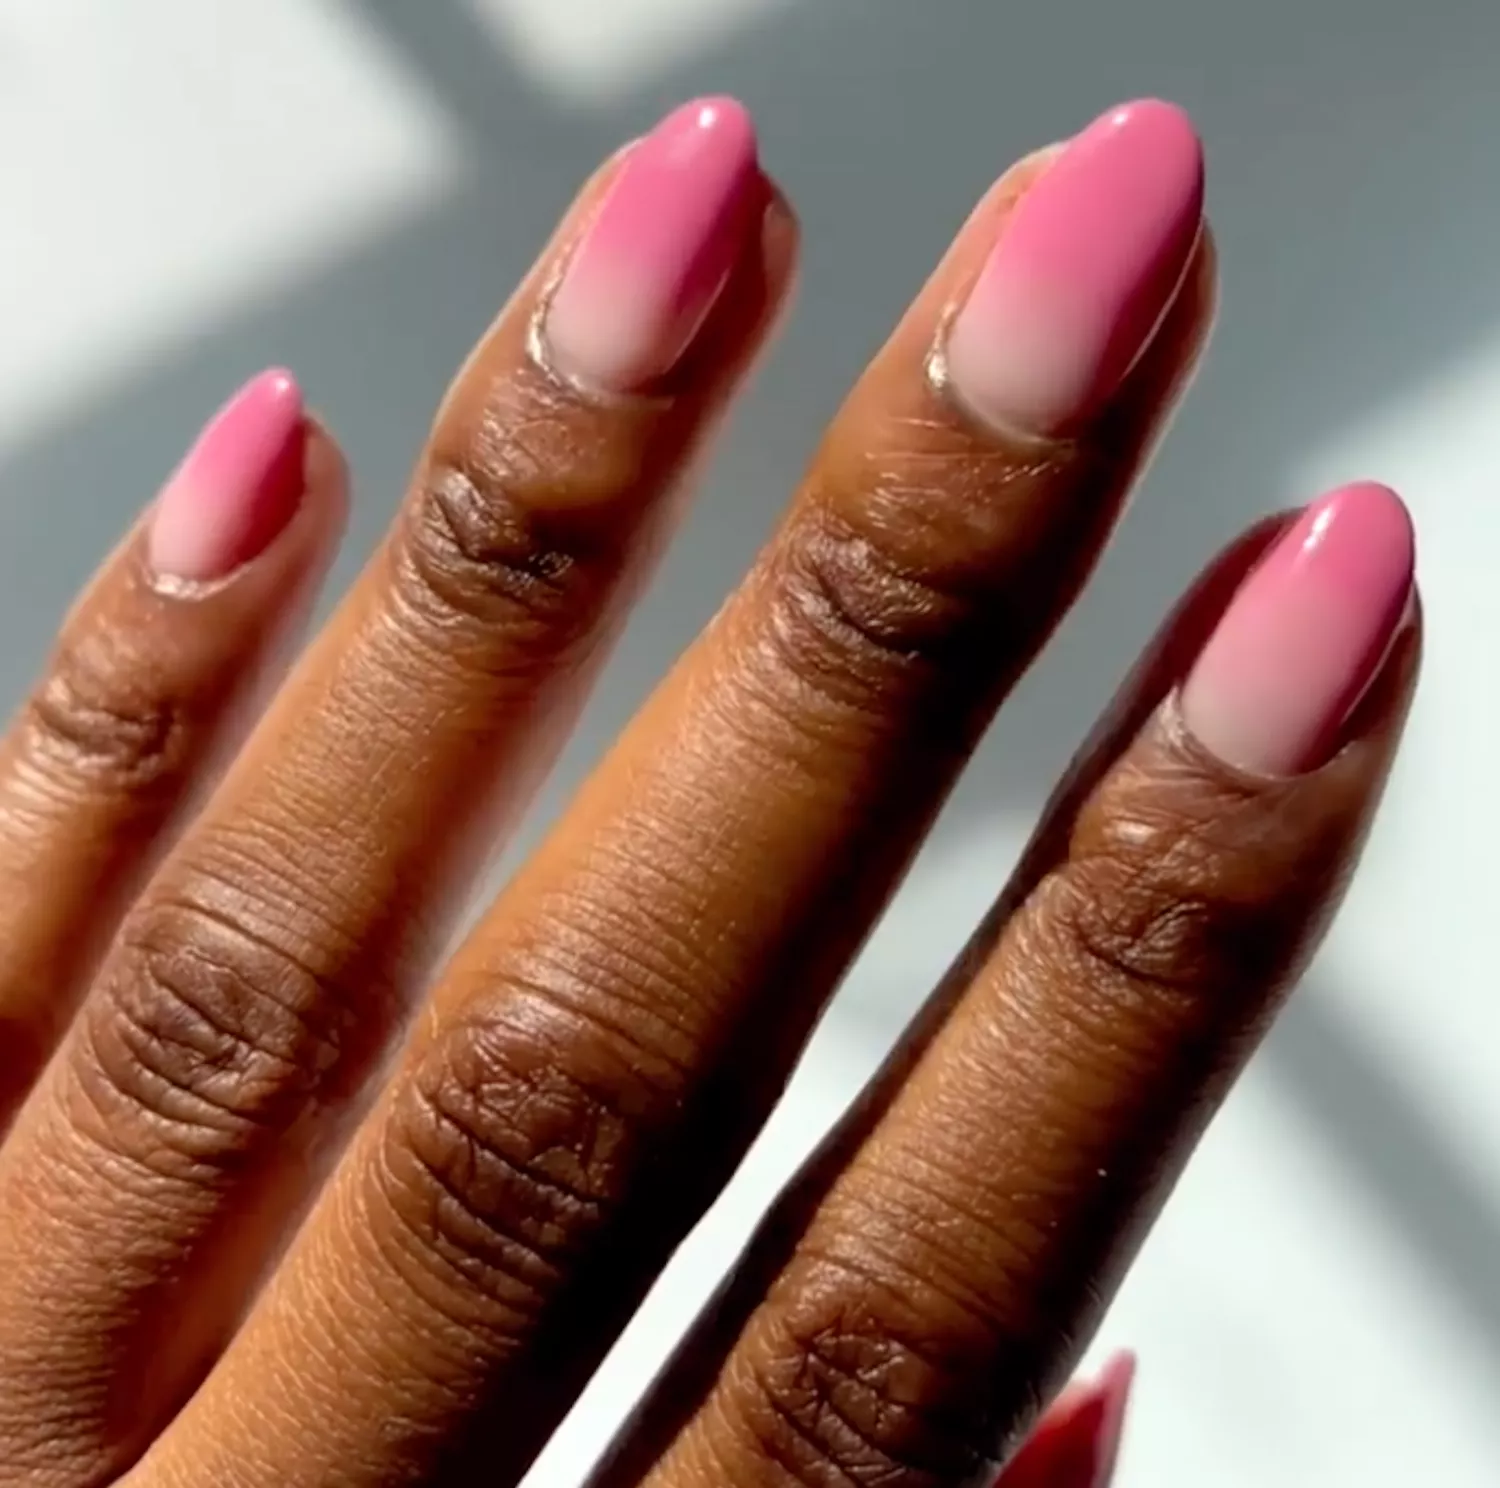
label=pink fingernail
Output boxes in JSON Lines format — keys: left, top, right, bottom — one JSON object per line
{"left": 148, "top": 369, "right": 307, "bottom": 581}
{"left": 1181, "top": 482, "right": 1415, "bottom": 775}
{"left": 544, "top": 96, "right": 760, "bottom": 391}
{"left": 995, "top": 1352, "right": 1136, "bottom": 1488}
{"left": 945, "top": 99, "right": 1203, "bottom": 433}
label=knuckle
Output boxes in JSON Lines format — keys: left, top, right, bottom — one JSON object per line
{"left": 25, "top": 635, "right": 188, "bottom": 792}
{"left": 765, "top": 502, "right": 986, "bottom": 710}
{"left": 767, "top": 412, "right": 1097, "bottom": 709}
{"left": 1046, "top": 870, "right": 1212, "bottom": 1000}
{"left": 1036, "top": 803, "right": 1262, "bottom": 1019}
{"left": 737, "top": 1263, "right": 997, "bottom": 1488}
{"left": 393, "top": 434, "right": 617, "bottom": 661}
{"left": 77, "top": 888, "right": 352, "bottom": 1172}
{"left": 376, "top": 992, "right": 652, "bottom": 1329}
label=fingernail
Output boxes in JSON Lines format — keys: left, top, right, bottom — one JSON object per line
{"left": 945, "top": 99, "right": 1203, "bottom": 434}
{"left": 544, "top": 96, "right": 760, "bottom": 391}
{"left": 1079, "top": 1352, "right": 1135, "bottom": 1488}
{"left": 148, "top": 369, "right": 307, "bottom": 581}
{"left": 995, "top": 1352, "right": 1136, "bottom": 1488}
{"left": 1181, "top": 482, "right": 1415, "bottom": 774}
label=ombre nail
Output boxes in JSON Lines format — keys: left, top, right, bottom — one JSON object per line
{"left": 1181, "top": 482, "right": 1415, "bottom": 774}
{"left": 147, "top": 369, "right": 307, "bottom": 581}
{"left": 544, "top": 97, "right": 760, "bottom": 391}
{"left": 945, "top": 100, "right": 1203, "bottom": 434}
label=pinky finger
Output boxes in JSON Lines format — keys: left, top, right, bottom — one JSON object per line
{"left": 996, "top": 1353, "right": 1135, "bottom": 1488}
{"left": 0, "top": 369, "right": 345, "bottom": 1116}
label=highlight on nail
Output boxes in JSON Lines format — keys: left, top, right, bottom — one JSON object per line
{"left": 543, "top": 96, "right": 761, "bottom": 392}
{"left": 147, "top": 369, "right": 308, "bottom": 582}
{"left": 1180, "top": 481, "right": 1415, "bottom": 775}
{"left": 995, "top": 1351, "right": 1136, "bottom": 1488}
{"left": 944, "top": 99, "right": 1204, "bottom": 435}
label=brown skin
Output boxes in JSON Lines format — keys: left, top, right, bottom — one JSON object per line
{"left": 0, "top": 431, "right": 347, "bottom": 1117}
{"left": 606, "top": 534, "right": 1417, "bottom": 1488}
{"left": 0, "top": 141, "right": 1414, "bottom": 1488}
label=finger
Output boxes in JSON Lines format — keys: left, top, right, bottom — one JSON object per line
{"left": 141, "top": 101, "right": 1215, "bottom": 1488}
{"left": 581, "top": 511, "right": 1288, "bottom": 1488}
{"left": 0, "top": 99, "right": 794, "bottom": 1481}
{"left": 637, "top": 483, "right": 1418, "bottom": 1488}
{"left": 570, "top": 521, "right": 1296, "bottom": 1488}
{"left": 995, "top": 1352, "right": 1134, "bottom": 1488}
{"left": 0, "top": 372, "right": 344, "bottom": 1119}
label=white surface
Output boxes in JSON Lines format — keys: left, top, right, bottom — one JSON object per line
{"left": 0, "top": 2, "right": 1495, "bottom": 1485}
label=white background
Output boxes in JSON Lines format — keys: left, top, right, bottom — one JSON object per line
{"left": 0, "top": 2, "right": 1495, "bottom": 1483}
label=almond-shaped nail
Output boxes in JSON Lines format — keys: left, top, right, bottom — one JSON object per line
{"left": 147, "top": 369, "right": 307, "bottom": 581}
{"left": 996, "top": 1352, "right": 1136, "bottom": 1488}
{"left": 945, "top": 99, "right": 1203, "bottom": 434}
{"left": 1181, "top": 481, "right": 1415, "bottom": 774}
{"left": 544, "top": 96, "right": 760, "bottom": 391}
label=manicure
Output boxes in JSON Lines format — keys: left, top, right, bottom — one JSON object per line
{"left": 1181, "top": 481, "right": 1415, "bottom": 774}
{"left": 945, "top": 99, "right": 1204, "bottom": 435}
{"left": 544, "top": 97, "right": 760, "bottom": 391}
{"left": 148, "top": 369, "right": 307, "bottom": 582}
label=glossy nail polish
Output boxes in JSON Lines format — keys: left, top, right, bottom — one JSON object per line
{"left": 1181, "top": 482, "right": 1415, "bottom": 774}
{"left": 996, "top": 1352, "right": 1136, "bottom": 1488}
{"left": 148, "top": 369, "right": 307, "bottom": 581}
{"left": 544, "top": 97, "right": 760, "bottom": 390}
{"left": 945, "top": 99, "right": 1203, "bottom": 434}
{"left": 1078, "top": 1352, "right": 1134, "bottom": 1488}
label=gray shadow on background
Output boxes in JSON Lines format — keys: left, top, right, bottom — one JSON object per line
{"left": 1268, "top": 987, "right": 1500, "bottom": 1366}
{"left": 2, "top": 0, "right": 1497, "bottom": 1386}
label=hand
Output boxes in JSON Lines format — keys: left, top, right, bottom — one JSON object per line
{"left": 0, "top": 97, "right": 1415, "bottom": 1488}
